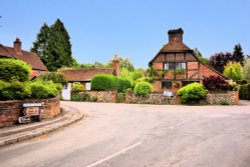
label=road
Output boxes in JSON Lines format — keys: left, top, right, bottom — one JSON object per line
{"left": 1, "top": 101, "right": 250, "bottom": 167}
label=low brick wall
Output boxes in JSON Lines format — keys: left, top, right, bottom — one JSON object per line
{"left": 126, "top": 92, "right": 180, "bottom": 104}
{"left": 206, "top": 91, "right": 239, "bottom": 105}
{"left": 78, "top": 90, "right": 117, "bottom": 103}
{"left": 0, "top": 97, "right": 61, "bottom": 128}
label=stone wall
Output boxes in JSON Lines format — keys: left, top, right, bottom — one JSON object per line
{"left": 79, "top": 90, "right": 117, "bottom": 103}
{"left": 206, "top": 91, "right": 239, "bottom": 105}
{"left": 0, "top": 97, "right": 61, "bottom": 128}
{"left": 126, "top": 92, "right": 180, "bottom": 105}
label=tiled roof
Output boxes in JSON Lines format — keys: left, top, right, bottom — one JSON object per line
{"left": 159, "top": 42, "right": 190, "bottom": 52}
{"left": 0, "top": 44, "right": 47, "bottom": 71}
{"left": 61, "top": 68, "right": 115, "bottom": 82}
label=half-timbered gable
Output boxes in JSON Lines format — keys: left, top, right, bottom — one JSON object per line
{"left": 149, "top": 28, "right": 226, "bottom": 92}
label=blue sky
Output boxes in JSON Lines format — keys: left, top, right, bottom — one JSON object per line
{"left": 1, "top": 0, "right": 249, "bottom": 68}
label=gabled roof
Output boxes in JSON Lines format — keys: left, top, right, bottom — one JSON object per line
{"left": 61, "top": 68, "right": 115, "bottom": 82}
{"left": 0, "top": 44, "right": 47, "bottom": 71}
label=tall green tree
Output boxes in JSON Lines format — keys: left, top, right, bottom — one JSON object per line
{"left": 233, "top": 44, "right": 244, "bottom": 65}
{"left": 31, "top": 19, "right": 73, "bottom": 71}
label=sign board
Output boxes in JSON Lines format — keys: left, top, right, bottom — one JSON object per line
{"left": 18, "top": 116, "right": 31, "bottom": 123}
{"left": 163, "top": 91, "right": 174, "bottom": 97}
{"left": 23, "top": 107, "right": 40, "bottom": 116}
{"left": 23, "top": 103, "right": 43, "bottom": 107}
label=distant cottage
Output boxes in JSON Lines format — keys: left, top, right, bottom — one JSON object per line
{"left": 61, "top": 55, "right": 120, "bottom": 90}
{"left": 0, "top": 38, "right": 47, "bottom": 78}
{"left": 149, "top": 28, "right": 226, "bottom": 92}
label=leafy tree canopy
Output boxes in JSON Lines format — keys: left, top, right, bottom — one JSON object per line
{"left": 31, "top": 19, "right": 73, "bottom": 71}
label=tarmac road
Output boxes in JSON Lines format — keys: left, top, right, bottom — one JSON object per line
{"left": 0, "top": 101, "right": 250, "bottom": 167}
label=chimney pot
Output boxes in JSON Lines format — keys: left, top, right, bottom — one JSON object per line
{"left": 168, "top": 28, "right": 183, "bottom": 44}
{"left": 14, "top": 38, "right": 22, "bottom": 52}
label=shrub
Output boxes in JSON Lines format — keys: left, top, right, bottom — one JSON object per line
{"left": 36, "top": 72, "right": 67, "bottom": 85}
{"left": 243, "top": 59, "right": 250, "bottom": 83}
{"left": 71, "top": 93, "right": 90, "bottom": 101}
{"left": 177, "top": 82, "right": 207, "bottom": 104}
{"left": 117, "top": 78, "right": 132, "bottom": 93}
{"left": 0, "top": 58, "right": 31, "bottom": 82}
{"left": 239, "top": 84, "right": 250, "bottom": 100}
{"left": 236, "top": 80, "right": 247, "bottom": 85}
{"left": 0, "top": 81, "right": 31, "bottom": 100}
{"left": 202, "top": 75, "right": 229, "bottom": 91}
{"left": 91, "top": 74, "right": 117, "bottom": 91}
{"left": 134, "top": 82, "right": 152, "bottom": 96}
{"left": 29, "top": 81, "right": 58, "bottom": 99}
{"left": 219, "top": 100, "right": 229, "bottom": 105}
{"left": 72, "top": 82, "right": 83, "bottom": 92}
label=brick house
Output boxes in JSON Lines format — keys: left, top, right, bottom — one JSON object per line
{"left": 61, "top": 55, "right": 119, "bottom": 90}
{"left": 149, "top": 28, "right": 227, "bottom": 92}
{"left": 0, "top": 38, "right": 47, "bottom": 78}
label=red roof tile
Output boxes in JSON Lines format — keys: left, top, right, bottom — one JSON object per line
{"left": 61, "top": 68, "right": 115, "bottom": 82}
{"left": 0, "top": 44, "right": 47, "bottom": 71}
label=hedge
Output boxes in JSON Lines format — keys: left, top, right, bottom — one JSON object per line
{"left": 239, "top": 84, "right": 250, "bottom": 100}
{"left": 0, "top": 80, "right": 60, "bottom": 100}
{"left": 0, "top": 58, "right": 31, "bottom": 82}
{"left": 117, "top": 78, "right": 132, "bottom": 93}
{"left": 134, "top": 82, "right": 152, "bottom": 96}
{"left": 36, "top": 72, "right": 67, "bottom": 85}
{"left": 91, "top": 74, "right": 117, "bottom": 91}
{"left": 177, "top": 82, "right": 207, "bottom": 104}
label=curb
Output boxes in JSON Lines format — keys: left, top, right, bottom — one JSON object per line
{"left": 0, "top": 106, "right": 83, "bottom": 147}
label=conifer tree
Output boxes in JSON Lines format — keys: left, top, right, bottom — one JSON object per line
{"left": 233, "top": 44, "right": 244, "bottom": 65}
{"left": 31, "top": 19, "right": 73, "bottom": 71}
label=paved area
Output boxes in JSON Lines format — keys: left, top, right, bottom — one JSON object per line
{"left": 0, "top": 105, "right": 83, "bottom": 147}
{"left": 0, "top": 101, "right": 250, "bottom": 167}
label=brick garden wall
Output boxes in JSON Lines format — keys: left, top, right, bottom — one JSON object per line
{"left": 0, "top": 97, "right": 61, "bottom": 128}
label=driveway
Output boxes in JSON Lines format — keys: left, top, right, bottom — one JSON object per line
{"left": 0, "top": 101, "right": 250, "bottom": 167}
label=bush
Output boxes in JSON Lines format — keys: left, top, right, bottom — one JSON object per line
{"left": 36, "top": 72, "right": 67, "bottom": 85}
{"left": 71, "top": 93, "right": 90, "bottom": 101}
{"left": 91, "top": 74, "right": 117, "bottom": 91}
{"left": 236, "top": 80, "right": 247, "bottom": 85}
{"left": 239, "top": 84, "right": 250, "bottom": 100}
{"left": 134, "top": 82, "right": 152, "bottom": 96}
{"left": 202, "top": 75, "right": 229, "bottom": 91}
{"left": 0, "top": 58, "right": 31, "bottom": 82}
{"left": 29, "top": 81, "right": 58, "bottom": 99}
{"left": 117, "top": 78, "right": 132, "bottom": 93}
{"left": 177, "top": 82, "right": 207, "bottom": 104}
{"left": 0, "top": 81, "right": 31, "bottom": 100}
{"left": 72, "top": 82, "right": 83, "bottom": 92}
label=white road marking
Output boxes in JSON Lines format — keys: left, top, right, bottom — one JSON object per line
{"left": 84, "top": 141, "right": 142, "bottom": 167}
{"left": 168, "top": 119, "right": 190, "bottom": 129}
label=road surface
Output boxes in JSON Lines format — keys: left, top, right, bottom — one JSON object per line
{"left": 0, "top": 101, "right": 250, "bottom": 167}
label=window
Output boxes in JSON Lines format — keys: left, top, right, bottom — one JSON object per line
{"left": 162, "top": 81, "right": 172, "bottom": 89}
{"left": 164, "top": 62, "right": 186, "bottom": 70}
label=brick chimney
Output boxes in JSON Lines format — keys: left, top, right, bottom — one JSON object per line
{"left": 14, "top": 38, "right": 22, "bottom": 53}
{"left": 168, "top": 28, "right": 183, "bottom": 44}
{"left": 113, "top": 55, "right": 120, "bottom": 76}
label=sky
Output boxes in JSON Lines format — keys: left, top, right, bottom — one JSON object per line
{"left": 0, "top": 0, "right": 249, "bottom": 68}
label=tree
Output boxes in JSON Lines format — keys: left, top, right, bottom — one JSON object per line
{"left": 243, "top": 59, "right": 250, "bottom": 83}
{"left": 31, "top": 19, "right": 73, "bottom": 71}
{"left": 107, "top": 56, "right": 135, "bottom": 71}
{"left": 193, "top": 48, "right": 211, "bottom": 66}
{"left": 223, "top": 62, "right": 243, "bottom": 81}
{"left": 210, "top": 52, "right": 234, "bottom": 73}
{"left": 233, "top": 44, "right": 244, "bottom": 65}
{"left": 31, "top": 23, "right": 50, "bottom": 64}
